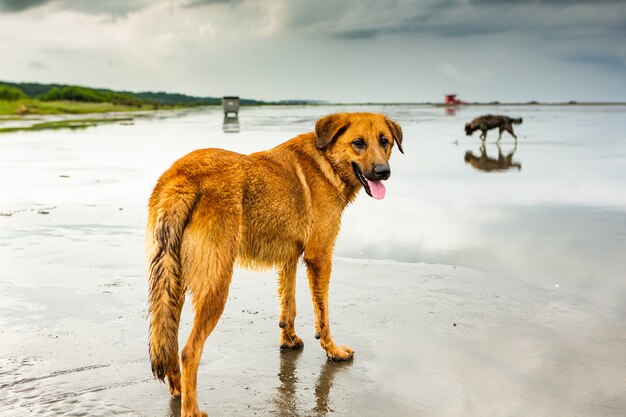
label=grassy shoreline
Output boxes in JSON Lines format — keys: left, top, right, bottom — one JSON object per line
{"left": 0, "top": 99, "right": 175, "bottom": 115}
{"left": 0, "top": 117, "right": 136, "bottom": 133}
{"left": 0, "top": 98, "right": 210, "bottom": 133}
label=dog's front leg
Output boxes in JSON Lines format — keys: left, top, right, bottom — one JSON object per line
{"left": 278, "top": 259, "right": 304, "bottom": 349}
{"left": 305, "top": 253, "right": 354, "bottom": 361}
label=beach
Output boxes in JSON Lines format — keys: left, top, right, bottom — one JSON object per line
{"left": 1, "top": 104, "right": 625, "bottom": 416}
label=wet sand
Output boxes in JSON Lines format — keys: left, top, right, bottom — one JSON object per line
{"left": 1, "top": 105, "right": 625, "bottom": 416}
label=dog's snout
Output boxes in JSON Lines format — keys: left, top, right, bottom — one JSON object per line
{"left": 373, "top": 164, "right": 391, "bottom": 180}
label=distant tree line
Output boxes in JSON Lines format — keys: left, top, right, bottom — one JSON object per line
{"left": 133, "top": 91, "right": 221, "bottom": 106}
{"left": 38, "top": 86, "right": 146, "bottom": 106}
{"left": 0, "top": 85, "right": 28, "bottom": 101}
{"left": 0, "top": 81, "right": 314, "bottom": 106}
{"left": 0, "top": 81, "right": 263, "bottom": 106}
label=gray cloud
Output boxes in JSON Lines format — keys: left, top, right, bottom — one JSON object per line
{"left": 278, "top": 0, "right": 626, "bottom": 93}
{"left": 5, "top": 0, "right": 623, "bottom": 41}
{"left": 562, "top": 52, "right": 626, "bottom": 71}
{"left": 0, "top": 0, "right": 52, "bottom": 12}
{"left": 269, "top": 0, "right": 625, "bottom": 42}
{"left": 0, "top": 0, "right": 151, "bottom": 17}
{"left": 334, "top": 29, "right": 382, "bottom": 40}
{"left": 60, "top": 0, "right": 151, "bottom": 18}
{"left": 332, "top": 14, "right": 510, "bottom": 40}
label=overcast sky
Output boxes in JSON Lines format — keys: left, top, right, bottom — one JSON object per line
{"left": 1, "top": 0, "right": 624, "bottom": 102}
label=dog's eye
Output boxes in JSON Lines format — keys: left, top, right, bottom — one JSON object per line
{"left": 380, "top": 136, "right": 390, "bottom": 147}
{"left": 351, "top": 138, "right": 366, "bottom": 150}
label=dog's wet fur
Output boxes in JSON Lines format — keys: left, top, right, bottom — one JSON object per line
{"left": 146, "top": 112, "right": 403, "bottom": 417}
{"left": 465, "top": 114, "right": 523, "bottom": 142}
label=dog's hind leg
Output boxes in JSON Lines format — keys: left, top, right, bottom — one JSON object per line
{"left": 178, "top": 196, "right": 241, "bottom": 417}
{"left": 278, "top": 259, "right": 304, "bottom": 349}
{"left": 506, "top": 126, "right": 518, "bottom": 140}
{"left": 497, "top": 128, "right": 503, "bottom": 142}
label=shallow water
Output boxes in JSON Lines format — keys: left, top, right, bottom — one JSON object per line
{"left": 1, "top": 105, "right": 625, "bottom": 416}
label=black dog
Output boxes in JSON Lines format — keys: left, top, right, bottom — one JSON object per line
{"left": 465, "top": 115, "right": 523, "bottom": 141}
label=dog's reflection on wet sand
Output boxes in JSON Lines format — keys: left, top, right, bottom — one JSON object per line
{"left": 275, "top": 350, "right": 351, "bottom": 417}
{"left": 165, "top": 350, "right": 350, "bottom": 417}
{"left": 464, "top": 143, "right": 521, "bottom": 172}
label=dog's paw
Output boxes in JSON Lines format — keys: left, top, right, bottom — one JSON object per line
{"left": 169, "top": 386, "right": 181, "bottom": 399}
{"left": 168, "top": 378, "right": 181, "bottom": 399}
{"left": 325, "top": 344, "right": 354, "bottom": 362}
{"left": 280, "top": 334, "right": 304, "bottom": 350}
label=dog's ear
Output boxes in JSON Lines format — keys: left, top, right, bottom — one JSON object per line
{"left": 315, "top": 113, "right": 350, "bottom": 149}
{"left": 385, "top": 117, "right": 404, "bottom": 154}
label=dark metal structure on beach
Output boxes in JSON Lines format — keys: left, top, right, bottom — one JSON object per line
{"left": 222, "top": 96, "right": 240, "bottom": 118}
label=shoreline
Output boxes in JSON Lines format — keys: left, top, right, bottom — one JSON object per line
{"left": 2, "top": 100, "right": 626, "bottom": 134}
{"left": 2, "top": 99, "right": 625, "bottom": 117}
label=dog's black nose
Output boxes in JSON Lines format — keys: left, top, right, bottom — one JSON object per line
{"left": 373, "top": 165, "right": 391, "bottom": 180}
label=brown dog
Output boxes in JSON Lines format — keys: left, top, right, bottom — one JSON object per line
{"left": 146, "top": 112, "right": 403, "bottom": 417}
{"left": 465, "top": 114, "right": 523, "bottom": 142}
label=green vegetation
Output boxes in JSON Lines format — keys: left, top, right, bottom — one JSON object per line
{"left": 134, "top": 91, "right": 222, "bottom": 106}
{"left": 0, "top": 83, "right": 156, "bottom": 116}
{"left": 0, "top": 86, "right": 28, "bottom": 101}
{"left": 0, "top": 81, "right": 222, "bottom": 116}
{"left": 0, "top": 81, "right": 270, "bottom": 117}
{"left": 38, "top": 86, "right": 145, "bottom": 107}
{"left": 0, "top": 117, "right": 134, "bottom": 133}
{"left": 0, "top": 99, "right": 156, "bottom": 115}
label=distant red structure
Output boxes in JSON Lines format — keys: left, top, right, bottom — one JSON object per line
{"left": 444, "top": 94, "right": 465, "bottom": 105}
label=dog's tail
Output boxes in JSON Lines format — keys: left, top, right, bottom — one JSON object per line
{"left": 511, "top": 117, "right": 523, "bottom": 125}
{"left": 146, "top": 188, "right": 198, "bottom": 382}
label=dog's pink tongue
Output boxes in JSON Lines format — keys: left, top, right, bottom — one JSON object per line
{"left": 367, "top": 179, "right": 386, "bottom": 200}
